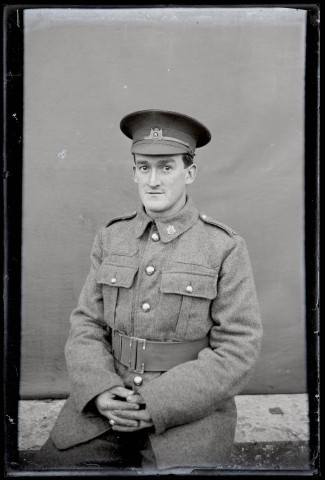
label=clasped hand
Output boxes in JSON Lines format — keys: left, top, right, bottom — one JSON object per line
{"left": 94, "top": 386, "right": 153, "bottom": 432}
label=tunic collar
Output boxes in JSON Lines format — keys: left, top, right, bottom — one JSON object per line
{"left": 135, "top": 196, "right": 199, "bottom": 243}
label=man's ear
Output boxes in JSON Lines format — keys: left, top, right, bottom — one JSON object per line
{"left": 185, "top": 164, "right": 197, "bottom": 185}
{"left": 132, "top": 165, "right": 138, "bottom": 183}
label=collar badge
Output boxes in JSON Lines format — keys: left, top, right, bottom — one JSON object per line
{"left": 145, "top": 127, "right": 163, "bottom": 141}
{"left": 166, "top": 225, "right": 176, "bottom": 235}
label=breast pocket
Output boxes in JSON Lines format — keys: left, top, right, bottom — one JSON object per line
{"left": 160, "top": 265, "right": 218, "bottom": 339}
{"left": 96, "top": 262, "right": 138, "bottom": 329}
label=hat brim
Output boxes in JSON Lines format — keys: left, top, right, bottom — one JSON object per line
{"left": 131, "top": 140, "right": 192, "bottom": 156}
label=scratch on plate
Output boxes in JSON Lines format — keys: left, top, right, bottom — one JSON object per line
{"left": 56, "top": 149, "right": 67, "bottom": 159}
{"left": 6, "top": 415, "right": 15, "bottom": 424}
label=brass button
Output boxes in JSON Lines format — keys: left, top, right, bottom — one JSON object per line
{"left": 146, "top": 266, "right": 155, "bottom": 275}
{"left": 151, "top": 232, "right": 160, "bottom": 242}
{"left": 142, "top": 303, "right": 151, "bottom": 312}
{"left": 133, "top": 376, "right": 143, "bottom": 386}
{"left": 186, "top": 285, "right": 193, "bottom": 293}
{"left": 202, "top": 214, "right": 207, "bottom": 219}
{"left": 111, "top": 278, "right": 117, "bottom": 284}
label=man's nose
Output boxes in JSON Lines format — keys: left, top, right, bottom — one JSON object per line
{"left": 148, "top": 169, "right": 161, "bottom": 187}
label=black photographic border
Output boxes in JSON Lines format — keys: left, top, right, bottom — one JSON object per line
{"left": 2, "top": 2, "right": 320, "bottom": 476}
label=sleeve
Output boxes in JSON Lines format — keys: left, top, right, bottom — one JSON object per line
{"left": 139, "top": 235, "right": 263, "bottom": 435}
{"left": 64, "top": 227, "right": 124, "bottom": 414}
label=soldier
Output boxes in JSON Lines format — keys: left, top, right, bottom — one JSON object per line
{"left": 35, "top": 110, "right": 263, "bottom": 472}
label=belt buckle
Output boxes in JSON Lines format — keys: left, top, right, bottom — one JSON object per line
{"left": 128, "top": 336, "right": 146, "bottom": 374}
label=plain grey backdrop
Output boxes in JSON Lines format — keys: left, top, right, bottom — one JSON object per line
{"left": 21, "top": 7, "right": 307, "bottom": 398}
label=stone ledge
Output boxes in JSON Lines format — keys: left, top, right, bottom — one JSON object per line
{"left": 18, "top": 393, "right": 309, "bottom": 452}
{"left": 13, "top": 395, "right": 315, "bottom": 475}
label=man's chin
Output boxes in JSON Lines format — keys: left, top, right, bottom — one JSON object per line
{"left": 145, "top": 204, "right": 166, "bottom": 213}
{"left": 143, "top": 199, "right": 167, "bottom": 213}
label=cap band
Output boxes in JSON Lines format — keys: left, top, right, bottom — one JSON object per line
{"left": 160, "top": 136, "right": 192, "bottom": 151}
{"left": 132, "top": 127, "right": 195, "bottom": 156}
{"left": 132, "top": 136, "right": 194, "bottom": 156}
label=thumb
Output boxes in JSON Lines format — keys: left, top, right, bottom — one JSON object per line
{"left": 112, "top": 386, "right": 135, "bottom": 398}
{"left": 127, "top": 394, "right": 143, "bottom": 403}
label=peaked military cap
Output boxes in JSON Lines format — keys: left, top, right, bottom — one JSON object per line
{"left": 120, "top": 109, "right": 211, "bottom": 156}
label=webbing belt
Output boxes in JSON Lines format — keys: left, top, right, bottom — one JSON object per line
{"left": 111, "top": 330, "right": 209, "bottom": 374}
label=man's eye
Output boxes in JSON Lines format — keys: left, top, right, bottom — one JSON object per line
{"left": 139, "top": 166, "right": 148, "bottom": 172}
{"left": 163, "top": 165, "right": 172, "bottom": 171}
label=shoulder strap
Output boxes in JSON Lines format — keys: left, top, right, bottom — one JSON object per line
{"left": 105, "top": 211, "right": 137, "bottom": 228}
{"left": 199, "top": 213, "right": 237, "bottom": 238}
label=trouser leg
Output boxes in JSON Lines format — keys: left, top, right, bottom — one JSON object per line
{"left": 32, "top": 429, "right": 151, "bottom": 470}
{"left": 140, "top": 436, "right": 158, "bottom": 472}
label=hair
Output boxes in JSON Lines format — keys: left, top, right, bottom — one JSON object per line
{"left": 133, "top": 153, "right": 194, "bottom": 168}
{"left": 182, "top": 153, "right": 194, "bottom": 168}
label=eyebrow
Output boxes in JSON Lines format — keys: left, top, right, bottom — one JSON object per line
{"left": 135, "top": 158, "right": 176, "bottom": 166}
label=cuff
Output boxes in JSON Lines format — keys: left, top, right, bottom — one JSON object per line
{"left": 74, "top": 375, "right": 125, "bottom": 414}
{"left": 139, "top": 383, "right": 167, "bottom": 435}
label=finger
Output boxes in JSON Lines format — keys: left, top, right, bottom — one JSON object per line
{"left": 113, "top": 409, "right": 151, "bottom": 422}
{"left": 97, "top": 410, "right": 139, "bottom": 427}
{"left": 110, "top": 413, "right": 139, "bottom": 428}
{"left": 126, "top": 394, "right": 143, "bottom": 403}
{"left": 111, "top": 386, "right": 135, "bottom": 398}
{"left": 112, "top": 420, "right": 153, "bottom": 433}
{"left": 102, "top": 399, "right": 140, "bottom": 411}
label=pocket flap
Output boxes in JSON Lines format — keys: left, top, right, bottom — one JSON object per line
{"left": 161, "top": 271, "right": 217, "bottom": 299}
{"left": 96, "top": 263, "right": 138, "bottom": 288}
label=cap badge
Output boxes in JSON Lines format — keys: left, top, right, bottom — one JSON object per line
{"left": 166, "top": 225, "right": 176, "bottom": 235}
{"left": 145, "top": 128, "right": 163, "bottom": 141}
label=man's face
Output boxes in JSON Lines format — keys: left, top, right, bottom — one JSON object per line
{"left": 133, "top": 154, "right": 197, "bottom": 218}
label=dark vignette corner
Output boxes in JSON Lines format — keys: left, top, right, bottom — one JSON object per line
{"left": 1, "top": 3, "right": 321, "bottom": 477}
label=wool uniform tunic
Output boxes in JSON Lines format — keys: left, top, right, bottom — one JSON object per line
{"left": 49, "top": 197, "right": 263, "bottom": 469}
